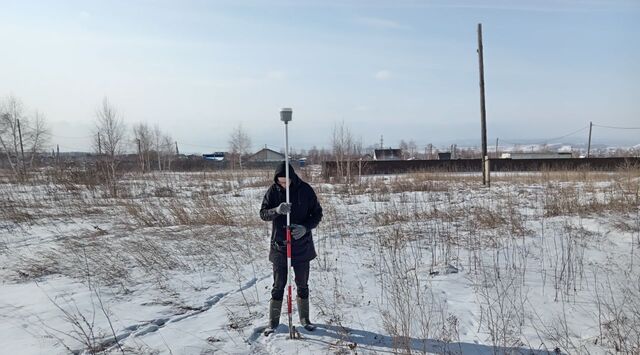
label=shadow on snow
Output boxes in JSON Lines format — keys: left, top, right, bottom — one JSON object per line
{"left": 302, "top": 324, "right": 559, "bottom": 355}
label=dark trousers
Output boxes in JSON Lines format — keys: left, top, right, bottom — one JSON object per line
{"left": 271, "top": 261, "right": 310, "bottom": 301}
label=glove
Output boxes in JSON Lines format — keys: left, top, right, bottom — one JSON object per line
{"left": 274, "top": 202, "right": 291, "bottom": 215}
{"left": 290, "top": 224, "right": 307, "bottom": 240}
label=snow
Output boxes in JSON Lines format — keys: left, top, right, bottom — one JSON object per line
{"left": 1, "top": 168, "right": 639, "bottom": 354}
{"left": 557, "top": 145, "right": 573, "bottom": 153}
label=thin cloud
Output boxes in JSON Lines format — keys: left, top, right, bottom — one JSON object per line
{"left": 266, "top": 70, "right": 286, "bottom": 80}
{"left": 374, "top": 70, "right": 392, "bottom": 80}
{"left": 406, "top": 0, "right": 640, "bottom": 13}
{"left": 354, "top": 16, "right": 407, "bottom": 30}
{"left": 79, "top": 10, "right": 91, "bottom": 20}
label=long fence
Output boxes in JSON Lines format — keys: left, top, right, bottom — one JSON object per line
{"left": 322, "top": 157, "right": 640, "bottom": 177}
{"left": 3, "top": 154, "right": 637, "bottom": 176}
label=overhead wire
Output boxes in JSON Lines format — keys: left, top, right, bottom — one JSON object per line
{"left": 45, "top": 122, "right": 637, "bottom": 153}
{"left": 592, "top": 124, "right": 640, "bottom": 130}
{"left": 542, "top": 125, "right": 589, "bottom": 143}
{"left": 500, "top": 125, "right": 590, "bottom": 146}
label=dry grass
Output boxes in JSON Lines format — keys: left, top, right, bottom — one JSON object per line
{"left": 122, "top": 189, "right": 238, "bottom": 227}
{"left": 596, "top": 272, "right": 640, "bottom": 354}
{"left": 492, "top": 170, "right": 616, "bottom": 184}
{"left": 543, "top": 186, "right": 638, "bottom": 217}
{"left": 4, "top": 169, "right": 271, "bottom": 294}
{"left": 2, "top": 166, "right": 639, "bottom": 354}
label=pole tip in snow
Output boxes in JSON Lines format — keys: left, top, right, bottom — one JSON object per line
{"left": 289, "top": 325, "right": 301, "bottom": 339}
{"left": 280, "top": 108, "right": 292, "bottom": 123}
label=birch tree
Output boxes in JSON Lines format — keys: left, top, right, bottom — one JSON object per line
{"left": 0, "top": 95, "right": 50, "bottom": 180}
{"left": 228, "top": 124, "right": 251, "bottom": 170}
{"left": 93, "top": 97, "right": 126, "bottom": 196}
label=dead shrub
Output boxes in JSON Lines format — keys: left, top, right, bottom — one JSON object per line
{"left": 373, "top": 210, "right": 411, "bottom": 226}
{"left": 12, "top": 232, "right": 131, "bottom": 290}
{"left": 544, "top": 187, "right": 638, "bottom": 217}
{"left": 123, "top": 236, "right": 188, "bottom": 286}
{"left": 61, "top": 236, "right": 132, "bottom": 289}
{"left": 612, "top": 217, "right": 640, "bottom": 233}
{"left": 0, "top": 203, "right": 34, "bottom": 224}
{"left": 596, "top": 273, "right": 640, "bottom": 355}
{"left": 191, "top": 191, "right": 235, "bottom": 226}
{"left": 124, "top": 201, "right": 169, "bottom": 227}
{"left": 14, "top": 253, "right": 60, "bottom": 280}
{"left": 123, "top": 192, "right": 235, "bottom": 227}
{"left": 45, "top": 165, "right": 104, "bottom": 192}
{"left": 153, "top": 186, "right": 175, "bottom": 197}
{"left": 470, "top": 207, "right": 507, "bottom": 230}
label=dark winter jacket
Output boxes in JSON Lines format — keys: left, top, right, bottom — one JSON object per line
{"left": 260, "top": 162, "right": 323, "bottom": 266}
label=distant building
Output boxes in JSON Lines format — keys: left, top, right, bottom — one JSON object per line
{"left": 203, "top": 152, "right": 225, "bottom": 161}
{"left": 374, "top": 148, "right": 402, "bottom": 160}
{"left": 501, "top": 152, "right": 573, "bottom": 159}
{"left": 438, "top": 152, "right": 452, "bottom": 160}
{"left": 248, "top": 148, "right": 285, "bottom": 162}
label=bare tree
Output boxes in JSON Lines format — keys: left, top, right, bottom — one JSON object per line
{"left": 332, "top": 121, "right": 360, "bottom": 184}
{"left": 307, "top": 146, "right": 333, "bottom": 165}
{"left": 307, "top": 146, "right": 320, "bottom": 165}
{"left": 228, "top": 124, "right": 252, "bottom": 170}
{"left": 332, "top": 121, "right": 350, "bottom": 180}
{"left": 0, "top": 97, "right": 25, "bottom": 176}
{"left": 0, "top": 95, "right": 50, "bottom": 180}
{"left": 398, "top": 139, "right": 418, "bottom": 159}
{"left": 153, "top": 124, "right": 162, "bottom": 171}
{"left": 132, "top": 123, "right": 176, "bottom": 172}
{"left": 408, "top": 140, "right": 417, "bottom": 159}
{"left": 27, "top": 111, "right": 49, "bottom": 167}
{"left": 132, "top": 122, "right": 153, "bottom": 173}
{"left": 93, "top": 97, "right": 126, "bottom": 196}
{"left": 160, "top": 134, "right": 175, "bottom": 170}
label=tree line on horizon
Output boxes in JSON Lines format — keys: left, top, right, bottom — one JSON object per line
{"left": 1, "top": 94, "right": 638, "bottom": 190}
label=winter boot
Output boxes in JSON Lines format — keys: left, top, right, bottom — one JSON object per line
{"left": 263, "top": 299, "right": 282, "bottom": 336}
{"left": 297, "top": 296, "right": 316, "bottom": 331}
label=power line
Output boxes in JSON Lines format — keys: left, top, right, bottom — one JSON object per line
{"left": 592, "top": 124, "right": 640, "bottom": 130}
{"left": 542, "top": 126, "right": 589, "bottom": 143}
{"left": 499, "top": 125, "right": 589, "bottom": 146}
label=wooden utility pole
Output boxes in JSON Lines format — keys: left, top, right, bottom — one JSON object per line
{"left": 587, "top": 121, "right": 593, "bottom": 158}
{"left": 495, "top": 138, "right": 499, "bottom": 158}
{"left": 17, "top": 119, "right": 26, "bottom": 178}
{"left": 175, "top": 141, "right": 179, "bottom": 155}
{"left": 156, "top": 135, "right": 161, "bottom": 171}
{"left": 477, "top": 23, "right": 489, "bottom": 185}
{"left": 136, "top": 138, "right": 143, "bottom": 172}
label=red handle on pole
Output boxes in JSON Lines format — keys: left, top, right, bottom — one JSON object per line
{"left": 286, "top": 226, "right": 292, "bottom": 314}
{"left": 286, "top": 226, "right": 292, "bottom": 258}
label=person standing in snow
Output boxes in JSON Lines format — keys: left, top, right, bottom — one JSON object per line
{"left": 260, "top": 162, "right": 323, "bottom": 334}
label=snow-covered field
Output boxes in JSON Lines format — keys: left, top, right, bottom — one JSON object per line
{"left": 1, "top": 167, "right": 639, "bottom": 354}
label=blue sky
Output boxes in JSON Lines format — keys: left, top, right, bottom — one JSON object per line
{"left": 0, "top": 0, "right": 638, "bottom": 153}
